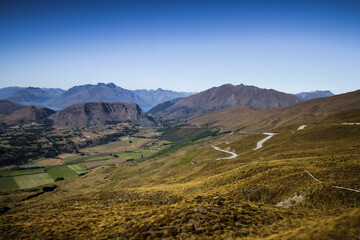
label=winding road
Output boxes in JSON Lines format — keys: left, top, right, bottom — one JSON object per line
{"left": 253, "top": 133, "right": 277, "bottom": 150}
{"left": 297, "top": 125, "right": 307, "bottom": 131}
{"left": 212, "top": 146, "right": 238, "bottom": 160}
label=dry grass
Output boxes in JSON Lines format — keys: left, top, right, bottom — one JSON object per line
{"left": 34, "top": 158, "right": 63, "bottom": 166}
{"left": 1, "top": 107, "right": 360, "bottom": 239}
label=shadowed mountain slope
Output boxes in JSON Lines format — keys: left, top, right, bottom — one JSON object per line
{"left": 0, "top": 100, "right": 25, "bottom": 115}
{"left": 149, "top": 84, "right": 302, "bottom": 120}
{"left": 0, "top": 106, "right": 56, "bottom": 124}
{"left": 49, "top": 102, "right": 156, "bottom": 127}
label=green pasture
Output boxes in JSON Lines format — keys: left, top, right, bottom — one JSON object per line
{"left": 61, "top": 140, "right": 169, "bottom": 167}
{"left": 13, "top": 173, "right": 54, "bottom": 189}
{"left": 67, "top": 164, "right": 87, "bottom": 175}
{"left": 0, "top": 177, "right": 19, "bottom": 191}
{"left": 0, "top": 168, "right": 45, "bottom": 177}
{"left": 46, "top": 166, "right": 78, "bottom": 180}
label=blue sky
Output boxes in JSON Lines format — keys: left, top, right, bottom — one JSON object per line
{"left": 0, "top": 0, "right": 359, "bottom": 94}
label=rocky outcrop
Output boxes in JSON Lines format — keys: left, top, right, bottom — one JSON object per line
{"left": 49, "top": 102, "right": 156, "bottom": 127}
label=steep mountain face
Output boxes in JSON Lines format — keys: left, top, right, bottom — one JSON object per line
{"left": 0, "top": 106, "right": 56, "bottom": 124}
{"left": 0, "top": 87, "right": 25, "bottom": 99}
{"left": 49, "top": 102, "right": 156, "bottom": 127}
{"left": 133, "top": 88, "right": 194, "bottom": 111}
{"left": 296, "top": 90, "right": 334, "bottom": 101}
{"left": 149, "top": 84, "right": 302, "bottom": 120}
{"left": 0, "top": 100, "right": 25, "bottom": 115}
{"left": 49, "top": 83, "right": 151, "bottom": 110}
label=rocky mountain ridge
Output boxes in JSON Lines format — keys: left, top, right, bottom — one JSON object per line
{"left": 149, "top": 83, "right": 302, "bottom": 120}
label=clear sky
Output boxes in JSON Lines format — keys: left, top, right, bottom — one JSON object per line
{"left": 0, "top": 0, "right": 359, "bottom": 94}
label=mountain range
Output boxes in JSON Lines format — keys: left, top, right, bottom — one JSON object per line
{"left": 0, "top": 83, "right": 193, "bottom": 112}
{"left": 0, "top": 83, "right": 339, "bottom": 128}
{"left": 0, "top": 83, "right": 333, "bottom": 113}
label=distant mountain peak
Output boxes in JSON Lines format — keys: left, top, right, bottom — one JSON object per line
{"left": 106, "top": 82, "right": 117, "bottom": 88}
{"left": 149, "top": 83, "right": 302, "bottom": 121}
{"left": 296, "top": 90, "right": 334, "bottom": 101}
{"left": 96, "top": 82, "right": 117, "bottom": 88}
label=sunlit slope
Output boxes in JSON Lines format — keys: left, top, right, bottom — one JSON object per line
{"left": 191, "top": 89, "right": 360, "bottom": 132}
{"left": 1, "top": 106, "right": 360, "bottom": 239}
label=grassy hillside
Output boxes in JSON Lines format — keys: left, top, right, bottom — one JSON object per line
{"left": 0, "top": 104, "right": 360, "bottom": 239}
{"left": 190, "top": 90, "right": 360, "bottom": 132}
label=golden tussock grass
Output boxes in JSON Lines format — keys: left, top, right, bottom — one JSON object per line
{"left": 1, "top": 107, "right": 360, "bottom": 239}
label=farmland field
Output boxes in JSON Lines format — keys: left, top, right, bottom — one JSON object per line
{"left": 82, "top": 138, "right": 154, "bottom": 154}
{"left": 13, "top": 173, "right": 54, "bottom": 189}
{"left": 0, "top": 177, "right": 19, "bottom": 191}
{"left": 0, "top": 168, "right": 45, "bottom": 177}
{"left": 35, "top": 158, "right": 63, "bottom": 166}
{"left": 60, "top": 139, "right": 171, "bottom": 168}
{"left": 67, "top": 164, "right": 87, "bottom": 175}
{"left": 46, "top": 166, "right": 78, "bottom": 179}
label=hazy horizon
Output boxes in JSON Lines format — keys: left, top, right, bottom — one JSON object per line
{"left": 1, "top": 0, "right": 359, "bottom": 95}
{"left": 0, "top": 82, "right": 342, "bottom": 96}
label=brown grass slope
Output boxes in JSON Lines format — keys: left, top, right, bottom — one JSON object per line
{"left": 1, "top": 103, "right": 360, "bottom": 239}
{"left": 191, "top": 89, "right": 360, "bottom": 132}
